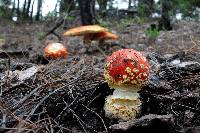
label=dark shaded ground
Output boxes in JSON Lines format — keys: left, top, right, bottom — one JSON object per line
{"left": 0, "top": 18, "right": 200, "bottom": 133}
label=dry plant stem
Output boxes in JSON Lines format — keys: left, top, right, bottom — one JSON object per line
{"left": 25, "top": 84, "right": 68, "bottom": 120}
{"left": 46, "top": 114, "right": 54, "bottom": 133}
{"left": 171, "top": 102, "right": 179, "bottom": 116}
{"left": 82, "top": 104, "right": 108, "bottom": 133}
{"left": 1, "top": 112, "right": 6, "bottom": 129}
{"left": 164, "top": 72, "right": 200, "bottom": 95}
{"left": 0, "top": 51, "right": 12, "bottom": 85}
{"left": 50, "top": 118, "right": 72, "bottom": 132}
{"left": 0, "top": 127, "right": 35, "bottom": 132}
{"left": 92, "top": 44, "right": 107, "bottom": 57}
{"left": 25, "top": 77, "right": 80, "bottom": 121}
{"left": 189, "top": 36, "right": 200, "bottom": 53}
{"left": 33, "top": 117, "right": 72, "bottom": 132}
{"left": 55, "top": 96, "right": 78, "bottom": 120}
{"left": 86, "top": 93, "right": 101, "bottom": 107}
{"left": 0, "top": 101, "right": 35, "bottom": 128}
{"left": 62, "top": 99, "right": 88, "bottom": 133}
{"left": 13, "top": 84, "right": 46, "bottom": 110}
{"left": 0, "top": 50, "right": 11, "bottom": 71}
{"left": 68, "top": 107, "right": 88, "bottom": 133}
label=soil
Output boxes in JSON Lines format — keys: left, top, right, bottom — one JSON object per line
{"left": 0, "top": 17, "right": 200, "bottom": 133}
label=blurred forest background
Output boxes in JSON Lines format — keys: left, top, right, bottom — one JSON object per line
{"left": 0, "top": 0, "right": 200, "bottom": 27}
{"left": 0, "top": 0, "right": 200, "bottom": 55}
{"left": 0, "top": 0, "right": 200, "bottom": 61}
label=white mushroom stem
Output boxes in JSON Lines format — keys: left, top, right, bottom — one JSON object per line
{"left": 111, "top": 89, "right": 140, "bottom": 101}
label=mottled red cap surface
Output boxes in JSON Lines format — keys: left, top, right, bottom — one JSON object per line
{"left": 104, "top": 49, "right": 149, "bottom": 91}
{"left": 44, "top": 43, "right": 68, "bottom": 59}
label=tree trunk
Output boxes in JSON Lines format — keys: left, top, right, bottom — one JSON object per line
{"left": 60, "top": 0, "right": 75, "bottom": 14}
{"left": 138, "top": 0, "right": 154, "bottom": 17}
{"left": 54, "top": 1, "right": 58, "bottom": 17}
{"left": 17, "top": 0, "right": 20, "bottom": 19}
{"left": 78, "top": 0, "right": 97, "bottom": 25}
{"left": 25, "top": 0, "right": 31, "bottom": 18}
{"left": 133, "top": 0, "right": 136, "bottom": 8}
{"left": 128, "top": 0, "right": 132, "bottom": 9}
{"left": 22, "top": 0, "right": 27, "bottom": 18}
{"left": 158, "top": 0, "right": 172, "bottom": 30}
{"left": 30, "top": 0, "right": 35, "bottom": 21}
{"left": 97, "top": 0, "right": 107, "bottom": 17}
{"left": 35, "top": 0, "right": 42, "bottom": 21}
{"left": 11, "top": 0, "right": 16, "bottom": 19}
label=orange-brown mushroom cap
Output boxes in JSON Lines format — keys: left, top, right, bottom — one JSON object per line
{"left": 93, "top": 31, "right": 119, "bottom": 41}
{"left": 44, "top": 43, "right": 68, "bottom": 59}
{"left": 82, "top": 31, "right": 119, "bottom": 44}
{"left": 63, "top": 25, "right": 108, "bottom": 36}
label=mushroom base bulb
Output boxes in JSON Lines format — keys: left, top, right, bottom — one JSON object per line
{"left": 104, "top": 89, "right": 141, "bottom": 121}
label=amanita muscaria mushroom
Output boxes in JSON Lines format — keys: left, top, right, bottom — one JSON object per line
{"left": 44, "top": 43, "right": 68, "bottom": 59}
{"left": 104, "top": 49, "right": 150, "bottom": 121}
{"left": 63, "top": 25, "right": 118, "bottom": 44}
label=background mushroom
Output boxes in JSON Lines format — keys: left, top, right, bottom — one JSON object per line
{"left": 63, "top": 25, "right": 118, "bottom": 45}
{"left": 104, "top": 49, "right": 150, "bottom": 121}
{"left": 89, "top": 31, "right": 119, "bottom": 44}
{"left": 44, "top": 42, "right": 68, "bottom": 59}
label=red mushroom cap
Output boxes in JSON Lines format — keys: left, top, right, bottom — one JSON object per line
{"left": 44, "top": 43, "right": 68, "bottom": 59}
{"left": 104, "top": 49, "right": 149, "bottom": 91}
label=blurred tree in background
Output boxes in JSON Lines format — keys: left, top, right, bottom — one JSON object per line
{"left": 60, "top": 0, "right": 75, "bottom": 14}
{"left": 158, "top": 0, "right": 173, "bottom": 30}
{"left": 137, "top": 0, "right": 155, "bottom": 18}
{"left": 78, "top": 0, "right": 97, "bottom": 25}
{"left": 97, "top": 0, "right": 108, "bottom": 17}
{"left": 0, "top": 0, "right": 12, "bottom": 18}
{"left": 35, "top": 0, "right": 42, "bottom": 21}
{"left": 176, "top": 0, "right": 200, "bottom": 18}
{"left": 0, "top": 0, "right": 199, "bottom": 27}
